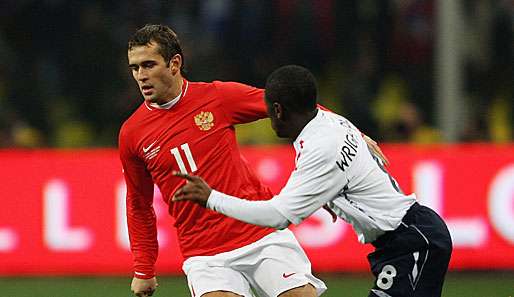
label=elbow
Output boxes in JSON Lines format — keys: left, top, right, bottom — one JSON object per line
{"left": 271, "top": 219, "right": 291, "bottom": 230}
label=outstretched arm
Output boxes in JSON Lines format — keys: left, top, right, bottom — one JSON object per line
{"left": 172, "top": 172, "right": 291, "bottom": 229}
{"left": 173, "top": 137, "right": 343, "bottom": 229}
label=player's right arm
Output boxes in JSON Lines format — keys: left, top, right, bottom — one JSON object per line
{"left": 119, "top": 129, "right": 159, "bottom": 285}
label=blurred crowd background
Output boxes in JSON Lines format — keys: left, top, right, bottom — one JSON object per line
{"left": 0, "top": 0, "right": 512, "bottom": 148}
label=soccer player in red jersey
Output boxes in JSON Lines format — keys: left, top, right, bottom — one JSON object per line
{"left": 120, "top": 24, "right": 327, "bottom": 297}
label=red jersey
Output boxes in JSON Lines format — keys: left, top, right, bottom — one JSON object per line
{"left": 119, "top": 80, "right": 275, "bottom": 278}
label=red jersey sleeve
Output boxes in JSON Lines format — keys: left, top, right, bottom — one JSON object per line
{"left": 119, "top": 128, "right": 158, "bottom": 279}
{"left": 213, "top": 81, "right": 268, "bottom": 125}
{"left": 317, "top": 104, "right": 331, "bottom": 111}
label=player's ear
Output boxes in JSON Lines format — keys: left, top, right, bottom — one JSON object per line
{"left": 169, "top": 54, "right": 182, "bottom": 75}
{"left": 273, "top": 102, "right": 283, "bottom": 120}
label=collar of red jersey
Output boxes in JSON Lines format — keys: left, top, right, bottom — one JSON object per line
{"left": 145, "top": 80, "right": 189, "bottom": 110}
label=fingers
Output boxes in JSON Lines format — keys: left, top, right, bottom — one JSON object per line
{"left": 134, "top": 289, "right": 155, "bottom": 297}
{"left": 172, "top": 187, "right": 184, "bottom": 201}
{"left": 363, "top": 134, "right": 390, "bottom": 166}
{"left": 173, "top": 171, "right": 205, "bottom": 183}
{"left": 374, "top": 147, "right": 389, "bottom": 166}
{"left": 172, "top": 171, "right": 196, "bottom": 181}
{"left": 131, "top": 277, "right": 157, "bottom": 297}
{"left": 172, "top": 172, "right": 193, "bottom": 202}
{"left": 171, "top": 172, "right": 210, "bottom": 206}
{"left": 172, "top": 192, "right": 183, "bottom": 202}
{"left": 363, "top": 134, "right": 377, "bottom": 145}
{"left": 172, "top": 186, "right": 194, "bottom": 202}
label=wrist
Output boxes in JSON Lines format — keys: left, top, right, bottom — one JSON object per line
{"left": 206, "top": 190, "right": 219, "bottom": 210}
{"left": 134, "top": 271, "right": 155, "bottom": 279}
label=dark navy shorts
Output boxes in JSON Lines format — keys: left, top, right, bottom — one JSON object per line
{"left": 367, "top": 203, "right": 452, "bottom": 297}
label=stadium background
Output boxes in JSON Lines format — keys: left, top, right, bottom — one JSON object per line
{"left": 0, "top": 0, "right": 513, "bottom": 296}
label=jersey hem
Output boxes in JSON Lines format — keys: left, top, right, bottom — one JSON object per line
{"left": 181, "top": 227, "right": 275, "bottom": 259}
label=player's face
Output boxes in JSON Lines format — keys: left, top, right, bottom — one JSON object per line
{"left": 128, "top": 42, "right": 180, "bottom": 105}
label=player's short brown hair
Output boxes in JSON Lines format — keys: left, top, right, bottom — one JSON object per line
{"left": 128, "top": 24, "right": 185, "bottom": 73}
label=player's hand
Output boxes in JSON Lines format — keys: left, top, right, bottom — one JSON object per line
{"left": 362, "top": 134, "right": 389, "bottom": 166}
{"left": 172, "top": 171, "right": 212, "bottom": 207}
{"left": 131, "top": 277, "right": 158, "bottom": 297}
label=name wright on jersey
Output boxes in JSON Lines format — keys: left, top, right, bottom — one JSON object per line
{"left": 336, "top": 132, "right": 359, "bottom": 172}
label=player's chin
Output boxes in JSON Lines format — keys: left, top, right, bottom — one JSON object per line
{"left": 143, "top": 95, "right": 157, "bottom": 104}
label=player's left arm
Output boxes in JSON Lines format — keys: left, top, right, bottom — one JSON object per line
{"left": 214, "top": 81, "right": 339, "bottom": 125}
{"left": 173, "top": 139, "right": 345, "bottom": 228}
{"left": 214, "top": 80, "right": 388, "bottom": 162}
{"left": 173, "top": 172, "right": 290, "bottom": 229}
{"left": 214, "top": 81, "right": 268, "bottom": 124}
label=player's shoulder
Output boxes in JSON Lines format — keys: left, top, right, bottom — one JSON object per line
{"left": 186, "top": 80, "right": 242, "bottom": 96}
{"left": 299, "top": 112, "right": 338, "bottom": 155}
{"left": 321, "top": 110, "right": 358, "bottom": 130}
{"left": 324, "top": 111, "right": 361, "bottom": 140}
{"left": 211, "top": 80, "right": 247, "bottom": 87}
{"left": 188, "top": 80, "right": 235, "bottom": 89}
{"left": 211, "top": 80, "right": 258, "bottom": 92}
{"left": 312, "top": 111, "right": 366, "bottom": 173}
{"left": 304, "top": 111, "right": 361, "bottom": 157}
{"left": 310, "top": 110, "right": 357, "bottom": 140}
{"left": 119, "top": 103, "right": 148, "bottom": 137}
{"left": 187, "top": 80, "right": 215, "bottom": 89}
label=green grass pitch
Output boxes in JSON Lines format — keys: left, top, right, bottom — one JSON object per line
{"left": 0, "top": 272, "right": 512, "bottom": 297}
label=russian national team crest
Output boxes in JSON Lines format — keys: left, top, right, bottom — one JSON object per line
{"left": 194, "top": 111, "right": 214, "bottom": 131}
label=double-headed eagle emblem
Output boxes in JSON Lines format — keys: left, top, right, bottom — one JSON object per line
{"left": 194, "top": 111, "right": 214, "bottom": 131}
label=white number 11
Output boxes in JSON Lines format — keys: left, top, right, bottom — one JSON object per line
{"left": 170, "top": 143, "right": 198, "bottom": 174}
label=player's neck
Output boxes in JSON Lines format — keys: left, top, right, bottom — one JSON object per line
{"left": 169, "top": 75, "right": 184, "bottom": 99}
{"left": 288, "top": 109, "right": 318, "bottom": 140}
{"left": 163, "top": 76, "right": 185, "bottom": 103}
{"left": 152, "top": 77, "right": 185, "bottom": 107}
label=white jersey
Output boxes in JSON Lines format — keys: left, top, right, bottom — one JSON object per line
{"left": 269, "top": 109, "right": 416, "bottom": 243}
{"left": 207, "top": 109, "right": 417, "bottom": 244}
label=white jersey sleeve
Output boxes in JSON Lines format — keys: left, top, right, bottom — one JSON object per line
{"left": 269, "top": 134, "right": 347, "bottom": 225}
{"left": 206, "top": 190, "right": 290, "bottom": 229}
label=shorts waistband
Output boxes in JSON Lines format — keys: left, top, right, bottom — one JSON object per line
{"left": 371, "top": 202, "right": 421, "bottom": 248}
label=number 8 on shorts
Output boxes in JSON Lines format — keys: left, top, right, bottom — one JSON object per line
{"left": 376, "top": 264, "right": 397, "bottom": 290}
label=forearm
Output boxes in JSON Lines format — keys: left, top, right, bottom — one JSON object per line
{"left": 120, "top": 139, "right": 159, "bottom": 279}
{"left": 127, "top": 197, "right": 158, "bottom": 278}
{"left": 207, "top": 190, "right": 290, "bottom": 229}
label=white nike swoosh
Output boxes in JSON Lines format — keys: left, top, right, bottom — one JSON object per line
{"left": 143, "top": 141, "right": 157, "bottom": 153}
